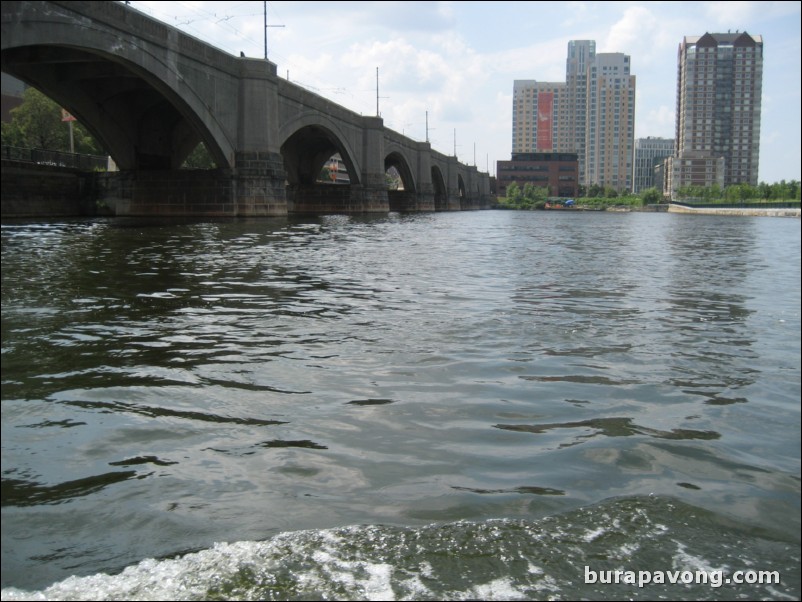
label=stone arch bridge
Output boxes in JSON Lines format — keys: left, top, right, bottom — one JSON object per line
{"left": 1, "top": 1, "right": 493, "bottom": 216}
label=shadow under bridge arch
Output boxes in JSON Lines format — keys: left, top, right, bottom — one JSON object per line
{"left": 385, "top": 151, "right": 418, "bottom": 212}
{"left": 457, "top": 174, "right": 467, "bottom": 208}
{"left": 281, "top": 124, "right": 366, "bottom": 215}
{"left": 431, "top": 165, "right": 449, "bottom": 211}
{"left": 1, "top": 44, "right": 231, "bottom": 170}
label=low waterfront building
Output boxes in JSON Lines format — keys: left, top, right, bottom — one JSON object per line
{"left": 496, "top": 152, "right": 579, "bottom": 198}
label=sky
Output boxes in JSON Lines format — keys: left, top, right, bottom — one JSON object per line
{"left": 128, "top": 1, "right": 801, "bottom": 184}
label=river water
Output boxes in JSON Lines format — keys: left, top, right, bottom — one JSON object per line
{"left": 1, "top": 210, "right": 799, "bottom": 600}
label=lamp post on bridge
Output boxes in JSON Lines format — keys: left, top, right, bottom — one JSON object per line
{"left": 264, "top": 1, "right": 284, "bottom": 60}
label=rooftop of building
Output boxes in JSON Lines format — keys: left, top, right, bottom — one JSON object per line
{"left": 506, "top": 152, "right": 579, "bottom": 162}
{"left": 683, "top": 32, "right": 763, "bottom": 46}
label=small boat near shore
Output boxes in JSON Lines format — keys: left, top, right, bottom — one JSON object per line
{"left": 545, "top": 199, "right": 585, "bottom": 210}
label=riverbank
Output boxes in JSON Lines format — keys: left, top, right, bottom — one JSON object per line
{"left": 668, "top": 203, "right": 800, "bottom": 217}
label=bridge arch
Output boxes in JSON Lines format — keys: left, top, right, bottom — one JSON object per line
{"left": 384, "top": 150, "right": 416, "bottom": 192}
{"left": 384, "top": 149, "right": 418, "bottom": 212}
{"left": 431, "top": 165, "right": 448, "bottom": 211}
{"left": 280, "top": 123, "right": 361, "bottom": 187}
{"left": 280, "top": 120, "right": 366, "bottom": 214}
{"left": 278, "top": 114, "right": 362, "bottom": 184}
{"left": 2, "top": 41, "right": 233, "bottom": 170}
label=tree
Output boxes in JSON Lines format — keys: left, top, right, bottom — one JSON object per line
{"left": 586, "top": 183, "right": 604, "bottom": 198}
{"left": 505, "top": 182, "right": 522, "bottom": 203}
{"left": 603, "top": 186, "right": 618, "bottom": 198}
{"left": 182, "top": 142, "right": 215, "bottom": 169}
{"left": 521, "top": 183, "right": 536, "bottom": 202}
{"left": 704, "top": 183, "right": 723, "bottom": 201}
{"left": 1, "top": 87, "right": 104, "bottom": 155}
{"left": 675, "top": 184, "right": 704, "bottom": 200}
{"left": 774, "top": 180, "right": 801, "bottom": 201}
{"left": 640, "top": 187, "right": 662, "bottom": 204}
{"left": 498, "top": 181, "right": 550, "bottom": 209}
{"left": 725, "top": 183, "right": 757, "bottom": 202}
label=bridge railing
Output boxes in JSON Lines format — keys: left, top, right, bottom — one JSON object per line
{"left": 1, "top": 145, "right": 110, "bottom": 171}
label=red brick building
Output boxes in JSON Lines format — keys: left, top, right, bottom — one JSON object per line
{"left": 496, "top": 152, "right": 579, "bottom": 198}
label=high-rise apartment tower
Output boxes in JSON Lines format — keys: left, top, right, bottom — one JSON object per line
{"left": 584, "top": 52, "right": 636, "bottom": 193}
{"left": 511, "top": 80, "right": 568, "bottom": 154}
{"left": 668, "top": 32, "right": 763, "bottom": 196}
{"left": 566, "top": 40, "right": 595, "bottom": 184}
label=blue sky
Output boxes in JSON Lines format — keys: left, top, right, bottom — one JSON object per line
{"left": 130, "top": 1, "right": 801, "bottom": 184}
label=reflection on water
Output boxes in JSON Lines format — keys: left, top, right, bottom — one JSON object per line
{"left": 494, "top": 416, "right": 721, "bottom": 441}
{"left": 1, "top": 211, "right": 800, "bottom": 598}
{"left": 2, "top": 471, "right": 139, "bottom": 507}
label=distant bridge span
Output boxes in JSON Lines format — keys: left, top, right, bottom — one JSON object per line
{"left": 1, "top": 1, "right": 492, "bottom": 216}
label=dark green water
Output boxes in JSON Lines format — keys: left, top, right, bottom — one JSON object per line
{"left": 1, "top": 211, "right": 800, "bottom": 600}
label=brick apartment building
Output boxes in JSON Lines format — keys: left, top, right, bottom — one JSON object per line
{"left": 496, "top": 152, "right": 579, "bottom": 198}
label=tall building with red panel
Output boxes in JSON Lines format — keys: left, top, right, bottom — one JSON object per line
{"left": 512, "top": 80, "right": 568, "bottom": 154}
{"left": 512, "top": 40, "right": 635, "bottom": 193}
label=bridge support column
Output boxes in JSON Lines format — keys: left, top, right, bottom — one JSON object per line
{"left": 234, "top": 151, "right": 287, "bottom": 216}
{"left": 354, "top": 116, "right": 390, "bottom": 212}
{"left": 414, "top": 187, "right": 436, "bottom": 211}
{"left": 94, "top": 157, "right": 288, "bottom": 217}
{"left": 461, "top": 165, "right": 481, "bottom": 210}
{"left": 287, "top": 183, "right": 388, "bottom": 214}
{"left": 414, "top": 143, "right": 436, "bottom": 211}
{"left": 95, "top": 169, "right": 235, "bottom": 216}
{"left": 445, "top": 156, "right": 462, "bottom": 211}
{"left": 389, "top": 190, "right": 428, "bottom": 212}
{"left": 347, "top": 184, "right": 389, "bottom": 212}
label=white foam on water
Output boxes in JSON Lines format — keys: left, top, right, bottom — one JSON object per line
{"left": 581, "top": 526, "right": 607, "bottom": 542}
{"left": 3, "top": 498, "right": 797, "bottom": 601}
{"left": 3, "top": 538, "right": 303, "bottom": 601}
{"left": 672, "top": 540, "right": 729, "bottom": 574}
{"left": 530, "top": 573, "right": 562, "bottom": 595}
{"left": 418, "top": 561, "right": 435, "bottom": 579}
{"left": 526, "top": 562, "right": 543, "bottom": 575}
{"left": 460, "top": 577, "right": 529, "bottom": 601}
{"left": 299, "top": 528, "right": 398, "bottom": 600}
{"left": 0, "top": 520, "right": 553, "bottom": 601}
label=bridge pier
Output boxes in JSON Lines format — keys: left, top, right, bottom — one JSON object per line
{"left": 234, "top": 151, "right": 288, "bottom": 216}
{"left": 287, "top": 183, "right": 388, "bottom": 215}
{"left": 389, "top": 190, "right": 432, "bottom": 212}
{"left": 95, "top": 151, "right": 288, "bottom": 217}
{"left": 96, "top": 170, "right": 229, "bottom": 216}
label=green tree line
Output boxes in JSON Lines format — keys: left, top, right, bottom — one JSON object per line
{"left": 498, "top": 180, "right": 800, "bottom": 210}
{"left": 498, "top": 182, "right": 549, "bottom": 209}
{"left": 498, "top": 182, "right": 654, "bottom": 210}
{"left": 673, "top": 182, "right": 801, "bottom": 202}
